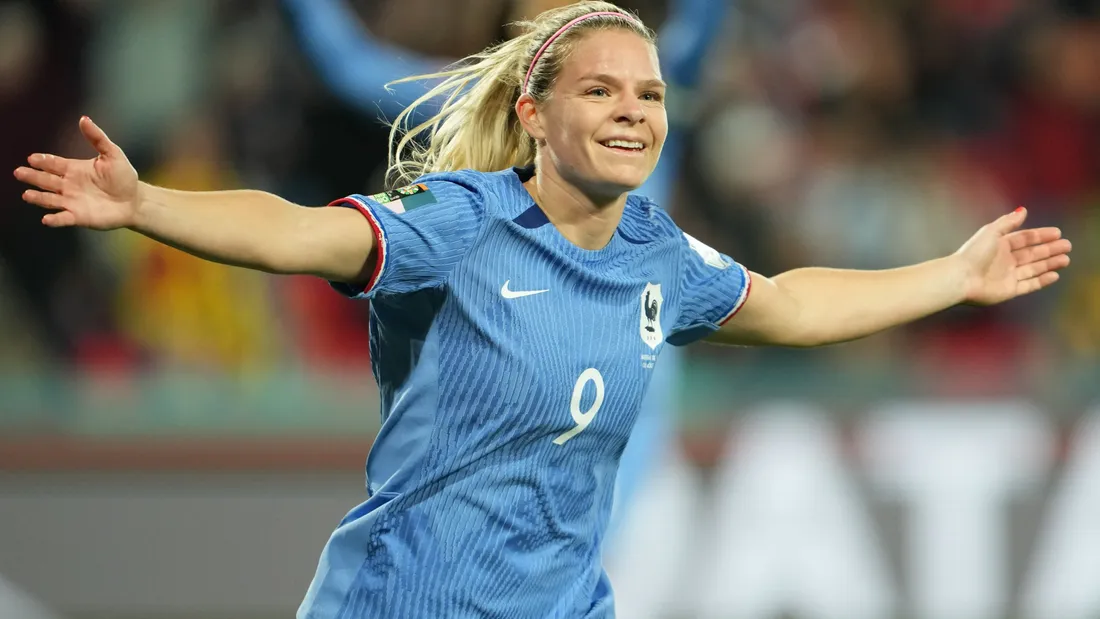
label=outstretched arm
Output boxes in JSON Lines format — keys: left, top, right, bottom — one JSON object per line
{"left": 282, "top": 0, "right": 447, "bottom": 120}
{"left": 14, "top": 117, "right": 375, "bottom": 284}
{"left": 711, "top": 208, "right": 1072, "bottom": 347}
{"left": 637, "top": 0, "right": 726, "bottom": 203}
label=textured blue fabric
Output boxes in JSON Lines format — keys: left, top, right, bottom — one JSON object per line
{"left": 299, "top": 168, "right": 748, "bottom": 618}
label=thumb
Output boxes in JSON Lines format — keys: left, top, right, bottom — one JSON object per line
{"left": 78, "top": 116, "right": 120, "bottom": 157}
{"left": 994, "top": 206, "right": 1027, "bottom": 234}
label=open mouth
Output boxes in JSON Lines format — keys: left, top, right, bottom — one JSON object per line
{"left": 599, "top": 139, "right": 646, "bottom": 154}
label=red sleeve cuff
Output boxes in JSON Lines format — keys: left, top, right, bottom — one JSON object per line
{"left": 328, "top": 196, "right": 386, "bottom": 296}
{"left": 718, "top": 267, "right": 752, "bottom": 326}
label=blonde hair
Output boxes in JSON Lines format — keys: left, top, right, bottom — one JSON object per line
{"left": 385, "top": 1, "right": 656, "bottom": 187}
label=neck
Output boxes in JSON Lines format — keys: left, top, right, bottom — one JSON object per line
{"left": 522, "top": 164, "right": 628, "bottom": 251}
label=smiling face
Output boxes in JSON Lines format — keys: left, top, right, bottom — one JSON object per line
{"left": 519, "top": 28, "right": 667, "bottom": 200}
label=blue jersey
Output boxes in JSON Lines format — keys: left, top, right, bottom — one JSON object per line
{"left": 299, "top": 167, "right": 750, "bottom": 619}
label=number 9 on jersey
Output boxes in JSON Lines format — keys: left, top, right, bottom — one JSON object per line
{"left": 553, "top": 368, "right": 605, "bottom": 445}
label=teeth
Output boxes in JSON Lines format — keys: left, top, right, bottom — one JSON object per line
{"left": 604, "top": 140, "right": 644, "bottom": 150}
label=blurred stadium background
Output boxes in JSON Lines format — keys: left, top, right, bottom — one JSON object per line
{"left": 1, "top": 0, "right": 1099, "bottom": 618}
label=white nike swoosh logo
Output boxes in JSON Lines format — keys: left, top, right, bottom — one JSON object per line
{"left": 501, "top": 280, "right": 549, "bottom": 299}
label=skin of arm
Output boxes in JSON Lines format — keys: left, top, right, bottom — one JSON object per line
{"left": 16, "top": 118, "right": 379, "bottom": 287}
{"left": 133, "top": 183, "right": 377, "bottom": 283}
{"left": 710, "top": 209, "right": 1071, "bottom": 347}
{"left": 712, "top": 257, "right": 967, "bottom": 348}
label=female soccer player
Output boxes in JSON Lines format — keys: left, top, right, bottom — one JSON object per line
{"left": 14, "top": 2, "right": 1071, "bottom": 617}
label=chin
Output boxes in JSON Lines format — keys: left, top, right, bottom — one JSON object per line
{"left": 594, "top": 164, "right": 652, "bottom": 194}
{"left": 562, "top": 157, "right": 655, "bottom": 200}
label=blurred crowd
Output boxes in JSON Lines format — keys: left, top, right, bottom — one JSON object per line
{"left": 1, "top": 0, "right": 1097, "bottom": 384}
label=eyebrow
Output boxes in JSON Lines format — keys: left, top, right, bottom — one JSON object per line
{"left": 578, "top": 73, "right": 667, "bottom": 89}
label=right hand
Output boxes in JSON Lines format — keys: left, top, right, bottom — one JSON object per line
{"left": 14, "top": 116, "right": 141, "bottom": 230}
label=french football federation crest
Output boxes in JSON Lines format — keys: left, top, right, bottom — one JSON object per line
{"left": 639, "top": 283, "right": 664, "bottom": 350}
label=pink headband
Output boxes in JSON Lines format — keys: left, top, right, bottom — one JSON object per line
{"left": 523, "top": 11, "right": 642, "bottom": 94}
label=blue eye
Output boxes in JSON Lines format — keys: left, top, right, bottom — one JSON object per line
{"left": 642, "top": 92, "right": 663, "bottom": 102}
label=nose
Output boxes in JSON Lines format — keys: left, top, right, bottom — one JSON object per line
{"left": 613, "top": 96, "right": 645, "bottom": 125}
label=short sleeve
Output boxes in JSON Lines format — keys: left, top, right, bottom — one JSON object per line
{"left": 666, "top": 232, "right": 752, "bottom": 347}
{"left": 328, "top": 176, "right": 486, "bottom": 299}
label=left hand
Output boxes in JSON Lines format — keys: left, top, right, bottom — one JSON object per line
{"left": 955, "top": 207, "right": 1072, "bottom": 306}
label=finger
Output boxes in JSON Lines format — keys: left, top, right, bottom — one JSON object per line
{"left": 13, "top": 167, "right": 64, "bottom": 193}
{"left": 1012, "top": 239, "right": 1073, "bottom": 264}
{"left": 994, "top": 207, "right": 1028, "bottom": 234}
{"left": 42, "top": 211, "right": 77, "bottom": 228}
{"left": 1007, "top": 227, "right": 1062, "bottom": 250}
{"left": 1016, "top": 254, "right": 1070, "bottom": 280}
{"left": 1017, "top": 271, "right": 1060, "bottom": 296}
{"left": 21, "top": 189, "right": 66, "bottom": 210}
{"left": 78, "top": 116, "right": 119, "bottom": 157}
{"left": 27, "top": 152, "right": 74, "bottom": 176}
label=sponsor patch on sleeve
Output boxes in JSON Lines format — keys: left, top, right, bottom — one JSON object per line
{"left": 368, "top": 183, "right": 437, "bottom": 214}
{"left": 684, "top": 232, "right": 730, "bottom": 269}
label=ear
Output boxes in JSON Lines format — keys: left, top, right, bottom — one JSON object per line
{"left": 515, "top": 93, "right": 546, "bottom": 141}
